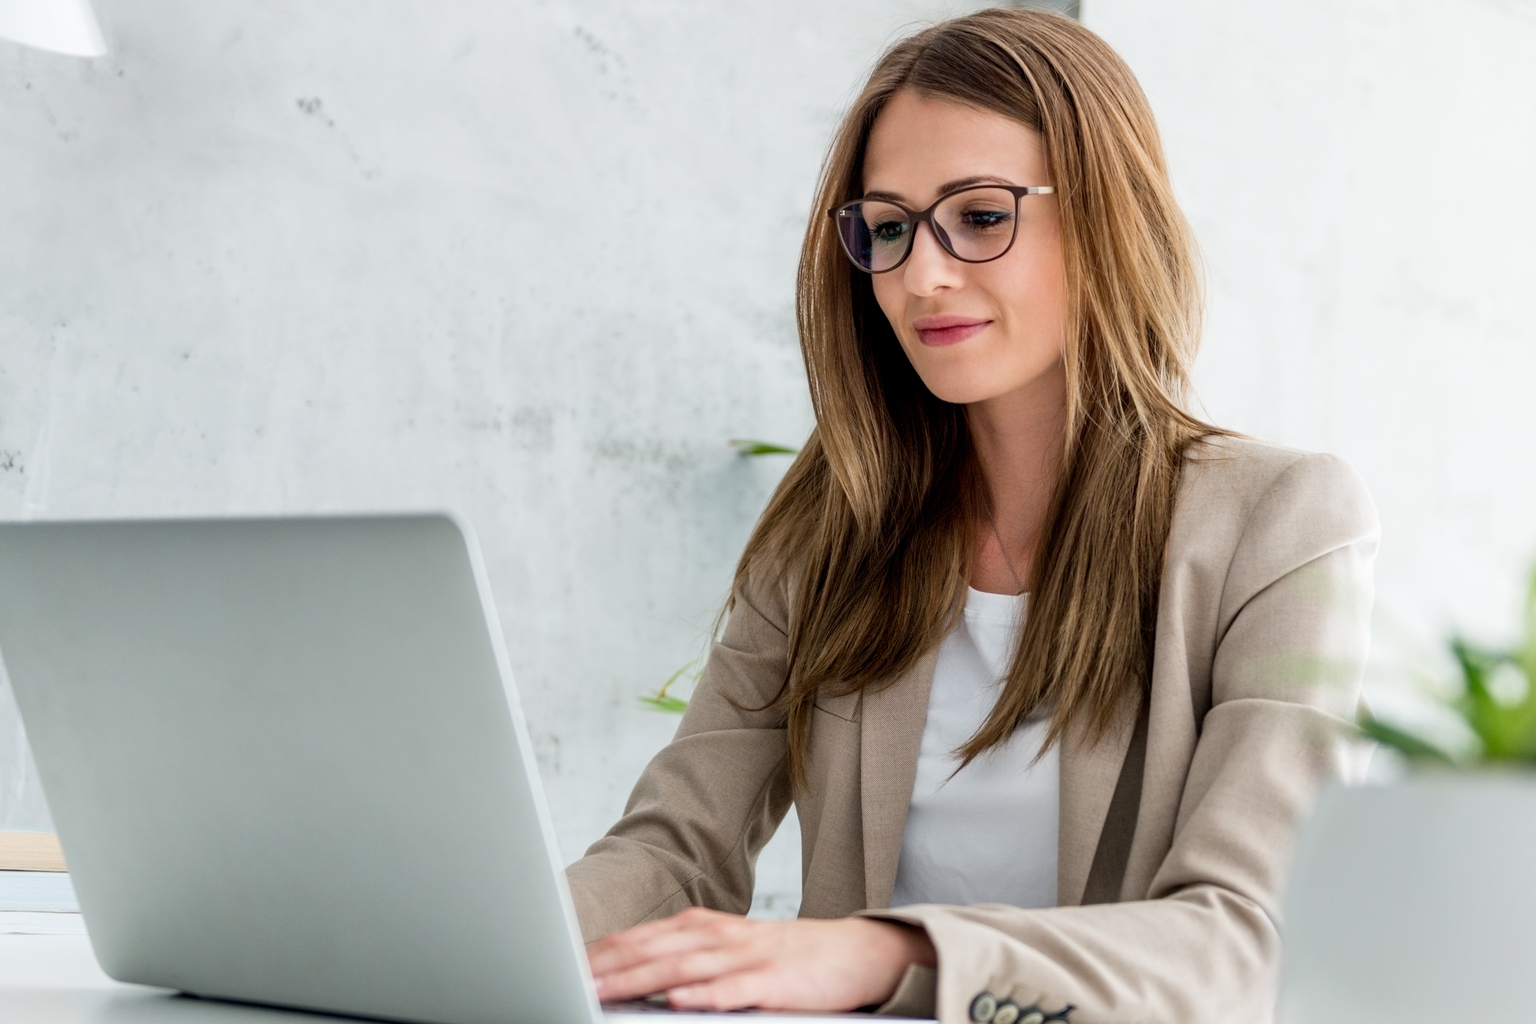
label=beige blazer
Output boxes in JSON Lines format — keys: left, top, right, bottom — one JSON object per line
{"left": 566, "top": 436, "right": 1379, "bottom": 1024}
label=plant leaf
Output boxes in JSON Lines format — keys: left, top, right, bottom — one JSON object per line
{"left": 637, "top": 659, "right": 699, "bottom": 714}
{"left": 1521, "top": 563, "right": 1536, "bottom": 687}
{"left": 729, "top": 439, "right": 800, "bottom": 457}
{"left": 656, "top": 660, "right": 696, "bottom": 698}
{"left": 637, "top": 693, "right": 691, "bottom": 714}
{"left": 1357, "top": 715, "right": 1457, "bottom": 764}
{"left": 1449, "top": 637, "right": 1536, "bottom": 760}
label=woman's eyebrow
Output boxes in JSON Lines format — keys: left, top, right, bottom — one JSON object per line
{"left": 938, "top": 174, "right": 1016, "bottom": 193}
{"left": 861, "top": 175, "right": 1018, "bottom": 203}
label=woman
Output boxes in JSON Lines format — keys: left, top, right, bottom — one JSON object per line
{"left": 566, "top": 10, "right": 1377, "bottom": 1024}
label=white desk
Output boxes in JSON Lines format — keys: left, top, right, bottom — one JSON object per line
{"left": 0, "top": 934, "right": 327, "bottom": 1024}
{"left": 1, "top": 933, "right": 905, "bottom": 1024}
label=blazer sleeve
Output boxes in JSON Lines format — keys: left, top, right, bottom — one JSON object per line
{"left": 866, "top": 453, "right": 1380, "bottom": 1024}
{"left": 564, "top": 569, "right": 795, "bottom": 943}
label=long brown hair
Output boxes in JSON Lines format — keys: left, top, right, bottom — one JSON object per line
{"left": 734, "top": 8, "right": 1216, "bottom": 785}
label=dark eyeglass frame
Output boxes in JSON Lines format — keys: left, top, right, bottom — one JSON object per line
{"left": 828, "top": 184, "right": 1056, "bottom": 274}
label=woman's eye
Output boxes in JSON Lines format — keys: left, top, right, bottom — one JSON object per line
{"left": 959, "top": 209, "right": 1013, "bottom": 231}
{"left": 869, "top": 219, "right": 909, "bottom": 243}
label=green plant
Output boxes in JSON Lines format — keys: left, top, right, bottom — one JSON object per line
{"left": 637, "top": 661, "right": 697, "bottom": 714}
{"left": 638, "top": 439, "right": 802, "bottom": 714}
{"left": 1361, "top": 565, "right": 1536, "bottom": 765}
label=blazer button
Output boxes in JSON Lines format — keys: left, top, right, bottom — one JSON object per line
{"left": 969, "top": 993, "right": 998, "bottom": 1023}
{"left": 1018, "top": 1010, "right": 1045, "bottom": 1024}
{"left": 992, "top": 1001, "right": 1021, "bottom": 1024}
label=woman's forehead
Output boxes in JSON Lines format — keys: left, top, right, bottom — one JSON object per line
{"left": 862, "top": 90, "right": 1046, "bottom": 201}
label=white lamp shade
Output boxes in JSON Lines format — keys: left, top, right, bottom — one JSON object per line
{"left": 0, "top": 0, "right": 104, "bottom": 57}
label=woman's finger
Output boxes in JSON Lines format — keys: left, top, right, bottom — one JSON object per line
{"left": 593, "top": 943, "right": 762, "bottom": 1003}
{"left": 666, "top": 967, "right": 778, "bottom": 1012}
{"left": 588, "top": 906, "right": 717, "bottom": 960}
{"left": 588, "top": 908, "right": 744, "bottom": 977}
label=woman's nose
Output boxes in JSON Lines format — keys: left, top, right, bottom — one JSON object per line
{"left": 901, "top": 221, "right": 964, "bottom": 295}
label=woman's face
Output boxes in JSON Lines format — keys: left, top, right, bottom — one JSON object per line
{"left": 862, "top": 89, "right": 1067, "bottom": 407}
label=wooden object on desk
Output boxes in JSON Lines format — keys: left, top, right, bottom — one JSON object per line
{"left": 0, "top": 832, "right": 67, "bottom": 872}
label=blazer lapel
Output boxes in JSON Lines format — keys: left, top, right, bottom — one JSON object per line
{"left": 858, "top": 647, "right": 938, "bottom": 910}
{"left": 1057, "top": 703, "right": 1139, "bottom": 906}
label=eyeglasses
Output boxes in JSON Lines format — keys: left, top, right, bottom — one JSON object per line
{"left": 829, "top": 184, "right": 1055, "bottom": 274}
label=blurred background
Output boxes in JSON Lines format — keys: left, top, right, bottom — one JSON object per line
{"left": 0, "top": 0, "right": 1531, "bottom": 916}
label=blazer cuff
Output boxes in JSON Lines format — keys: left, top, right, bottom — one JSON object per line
{"left": 876, "top": 963, "right": 938, "bottom": 1018}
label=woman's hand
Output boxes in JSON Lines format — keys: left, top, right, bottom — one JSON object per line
{"left": 586, "top": 907, "right": 937, "bottom": 1012}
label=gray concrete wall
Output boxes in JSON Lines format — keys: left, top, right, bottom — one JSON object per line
{"left": 2, "top": 0, "right": 1533, "bottom": 915}
{"left": 0, "top": 0, "right": 1010, "bottom": 913}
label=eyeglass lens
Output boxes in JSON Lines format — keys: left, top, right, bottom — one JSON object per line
{"left": 834, "top": 187, "right": 1021, "bottom": 273}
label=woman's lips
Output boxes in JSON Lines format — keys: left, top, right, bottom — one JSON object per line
{"left": 912, "top": 316, "right": 991, "bottom": 347}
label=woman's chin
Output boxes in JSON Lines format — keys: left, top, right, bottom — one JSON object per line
{"left": 910, "top": 354, "right": 1067, "bottom": 409}
{"left": 914, "top": 374, "right": 1017, "bottom": 407}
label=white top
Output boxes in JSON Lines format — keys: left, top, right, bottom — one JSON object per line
{"left": 889, "top": 587, "right": 1059, "bottom": 909}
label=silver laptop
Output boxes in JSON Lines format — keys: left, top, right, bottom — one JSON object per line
{"left": 0, "top": 514, "right": 888, "bottom": 1024}
{"left": 1278, "top": 778, "right": 1536, "bottom": 1024}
